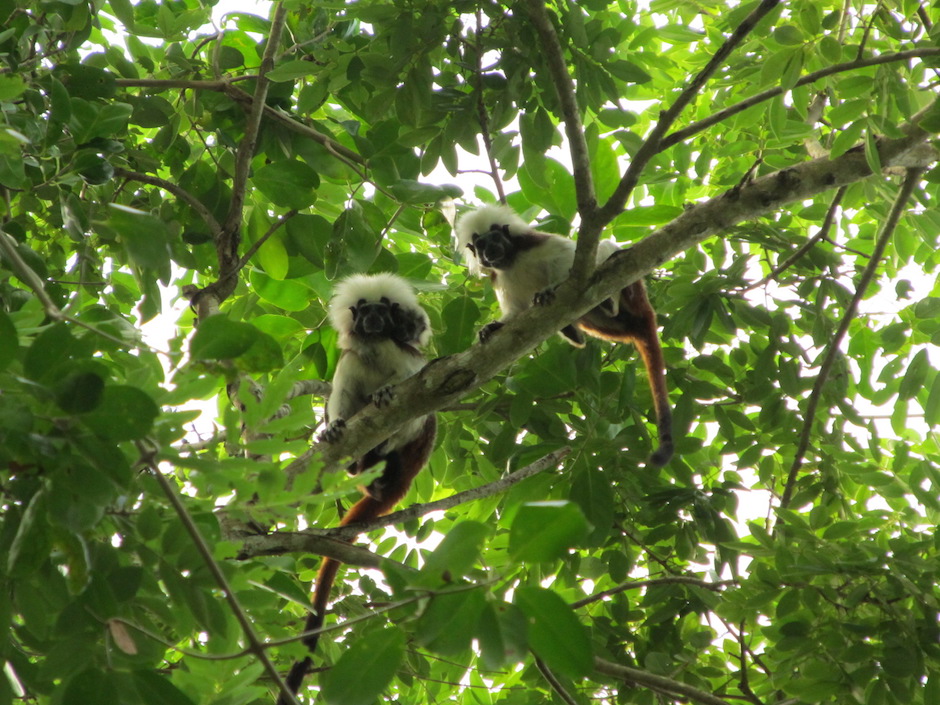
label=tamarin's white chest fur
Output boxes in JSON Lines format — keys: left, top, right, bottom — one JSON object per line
{"left": 327, "top": 340, "right": 425, "bottom": 421}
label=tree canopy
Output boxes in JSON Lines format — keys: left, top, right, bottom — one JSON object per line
{"left": 1, "top": 1, "right": 940, "bottom": 704}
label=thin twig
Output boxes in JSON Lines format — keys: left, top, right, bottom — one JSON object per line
{"left": 743, "top": 187, "right": 845, "bottom": 291}
{"left": 471, "top": 9, "right": 506, "bottom": 204}
{"left": 535, "top": 657, "right": 579, "bottom": 705}
{"left": 218, "top": 4, "right": 289, "bottom": 277}
{"left": 570, "top": 576, "right": 734, "bottom": 610}
{"left": 326, "top": 447, "right": 570, "bottom": 538}
{"left": 778, "top": 169, "right": 923, "bottom": 511}
{"left": 114, "top": 167, "right": 222, "bottom": 238}
{"left": 0, "top": 231, "right": 64, "bottom": 319}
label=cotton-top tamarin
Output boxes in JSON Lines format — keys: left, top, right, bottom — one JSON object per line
{"left": 456, "top": 205, "right": 673, "bottom": 466}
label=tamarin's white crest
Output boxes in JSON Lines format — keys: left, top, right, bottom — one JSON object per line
{"left": 280, "top": 272, "right": 437, "bottom": 705}
{"left": 456, "top": 204, "right": 674, "bottom": 466}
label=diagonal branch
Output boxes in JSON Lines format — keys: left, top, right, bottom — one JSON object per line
{"left": 145, "top": 452, "right": 299, "bottom": 705}
{"left": 325, "top": 447, "right": 569, "bottom": 538}
{"left": 661, "top": 48, "right": 940, "bottom": 152}
{"left": 522, "top": 0, "right": 599, "bottom": 280}
{"left": 778, "top": 168, "right": 924, "bottom": 512}
{"left": 114, "top": 167, "right": 222, "bottom": 238}
{"left": 284, "top": 123, "right": 936, "bottom": 486}
{"left": 597, "top": 0, "right": 781, "bottom": 226}
{"left": 743, "top": 187, "right": 845, "bottom": 292}
{"left": 595, "top": 657, "right": 734, "bottom": 705}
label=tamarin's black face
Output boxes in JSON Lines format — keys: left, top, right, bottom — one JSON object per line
{"left": 468, "top": 224, "right": 515, "bottom": 269}
{"left": 350, "top": 297, "right": 399, "bottom": 339}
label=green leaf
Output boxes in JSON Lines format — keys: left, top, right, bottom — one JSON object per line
{"left": 321, "top": 626, "right": 405, "bottom": 705}
{"left": 249, "top": 270, "right": 314, "bottom": 311}
{"left": 0, "top": 309, "right": 18, "bottom": 370}
{"left": 417, "top": 521, "right": 489, "bottom": 586}
{"left": 478, "top": 601, "right": 528, "bottom": 670}
{"left": 62, "top": 668, "right": 118, "bottom": 705}
{"left": 82, "top": 386, "right": 159, "bottom": 440}
{"left": 252, "top": 161, "right": 319, "bottom": 209}
{"left": 515, "top": 587, "right": 592, "bottom": 678}
{"left": 189, "top": 315, "right": 259, "bottom": 360}
{"left": 509, "top": 501, "right": 590, "bottom": 562}
{"left": 8, "top": 489, "right": 51, "bottom": 577}
{"left": 774, "top": 25, "right": 805, "bottom": 46}
{"left": 415, "top": 588, "right": 486, "bottom": 656}
{"left": 899, "top": 348, "right": 929, "bottom": 400}
{"left": 265, "top": 59, "right": 318, "bottom": 82}
{"left": 104, "top": 204, "right": 171, "bottom": 275}
{"left": 388, "top": 179, "right": 463, "bottom": 204}
{"left": 131, "top": 671, "right": 198, "bottom": 705}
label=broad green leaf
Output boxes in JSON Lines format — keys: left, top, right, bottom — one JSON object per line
{"left": 478, "top": 601, "right": 528, "bottom": 670}
{"left": 321, "top": 626, "right": 405, "bottom": 705}
{"left": 83, "top": 385, "right": 159, "bottom": 440}
{"left": 417, "top": 521, "right": 489, "bottom": 585}
{"left": 249, "top": 270, "right": 314, "bottom": 311}
{"left": 415, "top": 588, "right": 486, "bottom": 656}
{"left": 252, "top": 161, "right": 319, "bottom": 209}
{"left": 189, "top": 315, "right": 258, "bottom": 360}
{"left": 515, "top": 587, "right": 592, "bottom": 678}
{"left": 131, "top": 671, "right": 198, "bottom": 705}
{"left": 509, "top": 501, "right": 590, "bottom": 562}
{"left": 265, "top": 59, "right": 317, "bottom": 82}
{"left": 0, "top": 309, "right": 18, "bottom": 370}
{"left": 62, "top": 668, "right": 119, "bottom": 705}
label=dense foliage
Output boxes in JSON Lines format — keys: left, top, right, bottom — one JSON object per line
{"left": 1, "top": 1, "right": 939, "bottom": 704}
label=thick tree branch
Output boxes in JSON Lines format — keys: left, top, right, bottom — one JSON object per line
{"left": 284, "top": 124, "right": 936, "bottom": 485}
{"left": 236, "top": 530, "right": 390, "bottom": 568}
{"left": 595, "top": 657, "right": 733, "bottom": 705}
{"left": 778, "top": 168, "right": 924, "bottom": 512}
{"left": 597, "top": 0, "right": 781, "bottom": 226}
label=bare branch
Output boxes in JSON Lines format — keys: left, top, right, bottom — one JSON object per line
{"left": 283, "top": 123, "right": 936, "bottom": 486}
{"left": 144, "top": 450, "right": 298, "bottom": 705}
{"left": 535, "top": 657, "right": 580, "bottom": 705}
{"left": 114, "top": 167, "right": 222, "bottom": 238}
{"left": 742, "top": 187, "right": 845, "bottom": 292}
{"left": 571, "top": 576, "right": 735, "bottom": 610}
{"left": 598, "top": 0, "right": 781, "bottom": 226}
{"left": 778, "top": 168, "right": 924, "bottom": 512}
{"left": 594, "top": 657, "right": 734, "bottom": 705}
{"left": 328, "top": 447, "right": 570, "bottom": 537}
{"left": 662, "top": 48, "right": 940, "bottom": 152}
{"left": 236, "top": 529, "right": 390, "bottom": 568}
{"left": 522, "top": 0, "right": 596, "bottom": 216}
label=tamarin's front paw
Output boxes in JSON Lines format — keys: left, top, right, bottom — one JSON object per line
{"left": 533, "top": 287, "right": 557, "bottom": 306}
{"left": 318, "top": 419, "right": 346, "bottom": 443}
{"left": 478, "top": 321, "right": 504, "bottom": 343}
{"left": 372, "top": 386, "right": 394, "bottom": 408}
